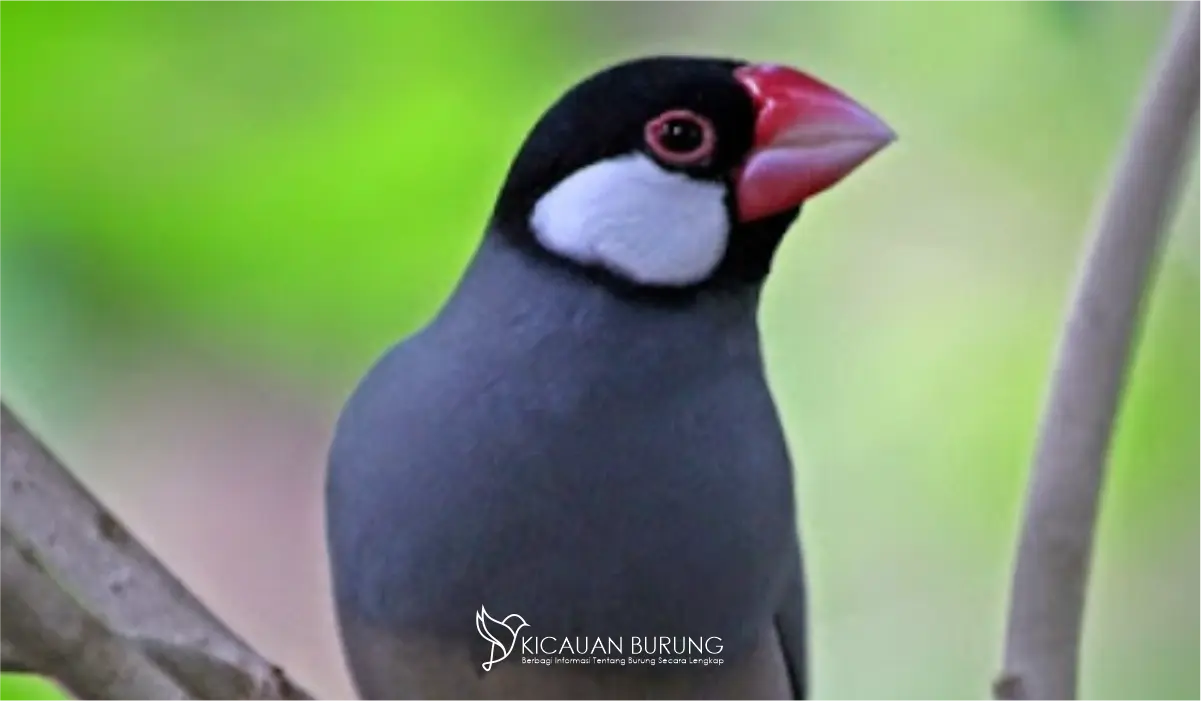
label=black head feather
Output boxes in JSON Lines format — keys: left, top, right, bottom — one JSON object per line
{"left": 488, "top": 56, "right": 800, "bottom": 305}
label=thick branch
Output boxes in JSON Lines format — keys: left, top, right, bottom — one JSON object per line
{"left": 2, "top": 527, "right": 190, "bottom": 699}
{"left": 0, "top": 402, "right": 314, "bottom": 700}
{"left": 2, "top": 638, "right": 35, "bottom": 674}
{"left": 995, "top": 3, "right": 1199, "bottom": 699}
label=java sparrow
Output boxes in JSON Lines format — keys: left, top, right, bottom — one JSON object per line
{"left": 325, "top": 55, "right": 894, "bottom": 700}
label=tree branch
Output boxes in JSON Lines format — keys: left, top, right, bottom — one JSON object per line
{"left": 2, "top": 527, "right": 192, "bottom": 699}
{"left": 2, "top": 638, "right": 36, "bottom": 674}
{"left": 995, "top": 3, "right": 1200, "bottom": 699}
{"left": 0, "top": 402, "right": 315, "bottom": 700}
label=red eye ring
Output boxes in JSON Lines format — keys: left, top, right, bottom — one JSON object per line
{"left": 644, "top": 109, "right": 716, "bottom": 167}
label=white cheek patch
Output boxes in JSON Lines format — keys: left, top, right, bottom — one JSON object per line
{"left": 529, "top": 153, "right": 730, "bottom": 286}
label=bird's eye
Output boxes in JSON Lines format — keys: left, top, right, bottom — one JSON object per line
{"left": 644, "top": 109, "right": 715, "bottom": 167}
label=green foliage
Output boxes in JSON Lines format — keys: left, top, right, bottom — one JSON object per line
{"left": 3, "top": 2, "right": 576, "bottom": 392}
{"left": 0, "top": 675, "right": 64, "bottom": 701}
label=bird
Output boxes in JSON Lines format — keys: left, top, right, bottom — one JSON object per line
{"left": 325, "top": 55, "right": 894, "bottom": 700}
{"left": 476, "top": 607, "right": 530, "bottom": 672}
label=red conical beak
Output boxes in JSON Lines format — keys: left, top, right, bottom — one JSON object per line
{"left": 733, "top": 64, "right": 895, "bottom": 222}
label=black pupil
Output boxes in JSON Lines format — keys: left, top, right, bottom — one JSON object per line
{"left": 658, "top": 118, "right": 704, "bottom": 154}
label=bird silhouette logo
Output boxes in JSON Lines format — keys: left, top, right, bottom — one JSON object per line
{"left": 476, "top": 606, "right": 530, "bottom": 672}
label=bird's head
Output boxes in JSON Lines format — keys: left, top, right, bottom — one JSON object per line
{"left": 489, "top": 55, "right": 895, "bottom": 299}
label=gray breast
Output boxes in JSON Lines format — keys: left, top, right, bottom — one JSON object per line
{"left": 326, "top": 237, "right": 799, "bottom": 663}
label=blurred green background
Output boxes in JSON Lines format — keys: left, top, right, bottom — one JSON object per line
{"left": 1, "top": 2, "right": 1197, "bottom": 699}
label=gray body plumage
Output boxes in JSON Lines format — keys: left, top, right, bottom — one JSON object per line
{"left": 327, "top": 233, "right": 808, "bottom": 698}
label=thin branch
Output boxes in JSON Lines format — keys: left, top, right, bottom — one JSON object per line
{"left": 0, "top": 402, "right": 314, "bottom": 700}
{"left": 995, "top": 3, "right": 1200, "bottom": 700}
